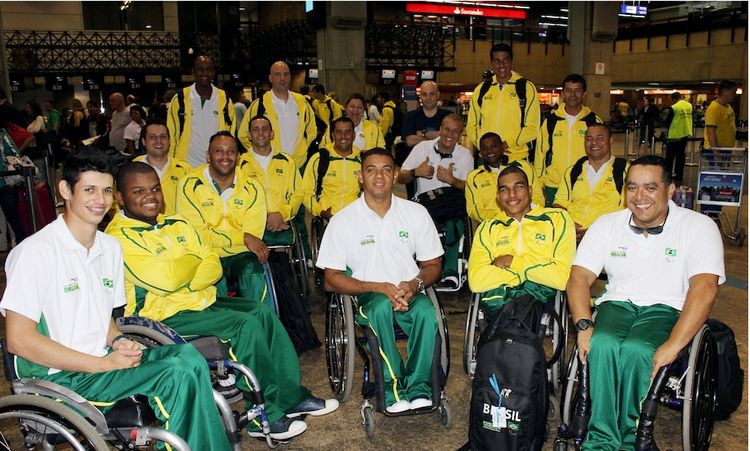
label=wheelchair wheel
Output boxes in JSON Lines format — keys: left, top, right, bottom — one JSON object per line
{"left": 291, "top": 224, "right": 310, "bottom": 300}
{"left": 682, "top": 324, "right": 718, "bottom": 451}
{"left": 427, "top": 288, "right": 451, "bottom": 381}
{"left": 463, "top": 292, "right": 482, "bottom": 376}
{"left": 361, "top": 405, "right": 375, "bottom": 438}
{"left": 551, "top": 291, "right": 569, "bottom": 392}
{"left": 325, "top": 294, "right": 356, "bottom": 402}
{"left": 438, "top": 400, "right": 452, "bottom": 427}
{"left": 0, "top": 394, "right": 109, "bottom": 450}
{"left": 561, "top": 345, "right": 580, "bottom": 426}
{"left": 311, "top": 218, "right": 325, "bottom": 287}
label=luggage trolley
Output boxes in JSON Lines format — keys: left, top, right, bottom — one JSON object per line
{"left": 696, "top": 147, "right": 747, "bottom": 246}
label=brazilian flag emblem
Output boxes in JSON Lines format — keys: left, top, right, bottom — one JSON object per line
{"left": 665, "top": 248, "right": 678, "bottom": 257}
{"left": 102, "top": 278, "right": 114, "bottom": 288}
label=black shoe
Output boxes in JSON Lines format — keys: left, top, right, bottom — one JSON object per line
{"left": 247, "top": 415, "right": 307, "bottom": 440}
{"left": 286, "top": 395, "right": 340, "bottom": 418}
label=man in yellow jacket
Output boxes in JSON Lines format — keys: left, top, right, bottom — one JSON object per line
{"left": 108, "top": 162, "right": 338, "bottom": 441}
{"left": 468, "top": 165, "right": 575, "bottom": 318}
{"left": 311, "top": 84, "right": 343, "bottom": 132}
{"left": 319, "top": 93, "right": 385, "bottom": 151}
{"left": 175, "top": 131, "right": 269, "bottom": 303}
{"left": 134, "top": 120, "right": 192, "bottom": 215}
{"left": 239, "top": 115, "right": 303, "bottom": 246}
{"left": 378, "top": 92, "right": 399, "bottom": 152}
{"left": 238, "top": 61, "right": 317, "bottom": 169}
{"left": 302, "top": 117, "right": 362, "bottom": 221}
{"left": 534, "top": 74, "right": 602, "bottom": 205}
{"left": 465, "top": 132, "right": 543, "bottom": 224}
{"left": 553, "top": 124, "right": 628, "bottom": 241}
{"left": 167, "top": 55, "right": 236, "bottom": 168}
{"left": 467, "top": 43, "right": 540, "bottom": 162}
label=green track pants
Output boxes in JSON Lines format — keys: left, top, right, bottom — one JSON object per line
{"left": 441, "top": 217, "right": 464, "bottom": 279}
{"left": 219, "top": 252, "right": 268, "bottom": 303}
{"left": 356, "top": 292, "right": 438, "bottom": 406}
{"left": 44, "top": 344, "right": 231, "bottom": 451}
{"left": 583, "top": 301, "right": 679, "bottom": 451}
{"left": 162, "top": 296, "right": 310, "bottom": 426}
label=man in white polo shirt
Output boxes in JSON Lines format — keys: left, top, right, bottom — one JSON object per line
{"left": 398, "top": 113, "right": 474, "bottom": 289}
{"left": 318, "top": 147, "right": 444, "bottom": 414}
{"left": 567, "top": 155, "right": 725, "bottom": 451}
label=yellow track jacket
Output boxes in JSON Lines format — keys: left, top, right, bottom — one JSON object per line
{"left": 106, "top": 213, "right": 221, "bottom": 321}
{"left": 238, "top": 150, "right": 303, "bottom": 222}
{"left": 465, "top": 160, "right": 544, "bottom": 223}
{"left": 467, "top": 72, "right": 540, "bottom": 161}
{"left": 379, "top": 100, "right": 397, "bottom": 137}
{"left": 237, "top": 91, "right": 317, "bottom": 168}
{"left": 553, "top": 157, "right": 628, "bottom": 229}
{"left": 302, "top": 145, "right": 362, "bottom": 217}
{"left": 468, "top": 206, "right": 575, "bottom": 303}
{"left": 319, "top": 119, "right": 385, "bottom": 151}
{"left": 534, "top": 105, "right": 602, "bottom": 189}
{"left": 133, "top": 155, "right": 192, "bottom": 216}
{"left": 312, "top": 95, "right": 344, "bottom": 130}
{"left": 175, "top": 165, "right": 267, "bottom": 257}
{"left": 167, "top": 85, "right": 236, "bottom": 162}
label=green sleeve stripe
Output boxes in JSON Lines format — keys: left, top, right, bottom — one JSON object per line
{"left": 180, "top": 178, "right": 206, "bottom": 222}
{"left": 550, "top": 211, "right": 568, "bottom": 257}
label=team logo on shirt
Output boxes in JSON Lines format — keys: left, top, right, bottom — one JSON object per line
{"left": 360, "top": 235, "right": 375, "bottom": 246}
{"left": 398, "top": 231, "right": 409, "bottom": 243}
{"left": 275, "top": 168, "right": 284, "bottom": 174}
{"left": 497, "top": 237, "right": 510, "bottom": 247}
{"left": 170, "top": 176, "right": 178, "bottom": 181}
{"left": 63, "top": 278, "right": 80, "bottom": 293}
{"left": 102, "top": 278, "right": 114, "bottom": 288}
{"left": 534, "top": 232, "right": 546, "bottom": 242}
{"left": 665, "top": 247, "right": 678, "bottom": 262}
{"left": 176, "top": 235, "right": 186, "bottom": 244}
{"left": 611, "top": 247, "right": 628, "bottom": 257}
{"left": 233, "top": 199, "right": 244, "bottom": 205}
{"left": 201, "top": 201, "right": 213, "bottom": 208}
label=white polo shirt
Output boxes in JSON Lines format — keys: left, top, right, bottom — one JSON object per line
{"left": 316, "top": 195, "right": 444, "bottom": 285}
{"left": 271, "top": 91, "right": 299, "bottom": 154}
{"left": 186, "top": 83, "right": 220, "bottom": 168}
{"left": 573, "top": 201, "right": 725, "bottom": 311}
{"left": 401, "top": 137, "right": 474, "bottom": 196}
{"left": 0, "top": 215, "right": 126, "bottom": 375}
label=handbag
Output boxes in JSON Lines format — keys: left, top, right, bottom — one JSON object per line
{"left": 0, "top": 128, "right": 35, "bottom": 186}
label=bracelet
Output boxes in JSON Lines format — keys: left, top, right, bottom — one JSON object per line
{"left": 111, "top": 334, "right": 129, "bottom": 346}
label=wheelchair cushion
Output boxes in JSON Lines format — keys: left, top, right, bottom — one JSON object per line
{"left": 103, "top": 395, "right": 157, "bottom": 428}
{"left": 188, "top": 336, "right": 230, "bottom": 360}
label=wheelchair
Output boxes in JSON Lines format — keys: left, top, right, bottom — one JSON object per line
{"left": 434, "top": 214, "right": 473, "bottom": 292}
{"left": 266, "top": 222, "right": 310, "bottom": 300}
{"left": 324, "top": 287, "right": 452, "bottom": 437}
{"left": 310, "top": 216, "right": 327, "bottom": 288}
{"left": 554, "top": 323, "right": 718, "bottom": 451}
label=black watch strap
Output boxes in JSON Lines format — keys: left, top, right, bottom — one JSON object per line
{"left": 575, "top": 319, "right": 595, "bottom": 331}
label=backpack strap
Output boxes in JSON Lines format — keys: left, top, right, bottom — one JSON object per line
{"left": 222, "top": 92, "right": 232, "bottom": 127}
{"left": 612, "top": 157, "right": 627, "bottom": 193}
{"left": 315, "top": 148, "right": 330, "bottom": 200}
{"left": 583, "top": 111, "right": 598, "bottom": 127}
{"left": 544, "top": 114, "right": 560, "bottom": 168}
{"left": 515, "top": 77, "right": 528, "bottom": 129}
{"left": 325, "top": 98, "right": 333, "bottom": 124}
{"left": 476, "top": 79, "right": 493, "bottom": 108}
{"left": 176, "top": 89, "right": 186, "bottom": 136}
{"left": 569, "top": 155, "right": 589, "bottom": 189}
{"left": 257, "top": 93, "right": 266, "bottom": 117}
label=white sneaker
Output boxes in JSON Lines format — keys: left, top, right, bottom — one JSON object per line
{"left": 409, "top": 398, "right": 433, "bottom": 410}
{"left": 385, "top": 399, "right": 411, "bottom": 414}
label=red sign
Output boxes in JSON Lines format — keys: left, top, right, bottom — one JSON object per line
{"left": 406, "top": 3, "right": 527, "bottom": 20}
{"left": 404, "top": 70, "right": 418, "bottom": 86}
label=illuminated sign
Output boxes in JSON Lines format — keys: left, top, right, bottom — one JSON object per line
{"left": 406, "top": 3, "right": 527, "bottom": 20}
{"left": 381, "top": 69, "right": 396, "bottom": 80}
{"left": 620, "top": 4, "right": 647, "bottom": 16}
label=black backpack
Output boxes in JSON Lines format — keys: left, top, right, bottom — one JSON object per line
{"left": 543, "top": 112, "right": 599, "bottom": 168}
{"left": 176, "top": 88, "right": 232, "bottom": 137}
{"left": 468, "top": 295, "right": 563, "bottom": 451}
{"left": 383, "top": 104, "right": 404, "bottom": 137}
{"left": 706, "top": 319, "right": 743, "bottom": 420}
{"left": 477, "top": 77, "right": 535, "bottom": 162}
{"left": 569, "top": 156, "right": 627, "bottom": 194}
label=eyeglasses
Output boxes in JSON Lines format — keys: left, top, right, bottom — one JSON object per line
{"left": 629, "top": 210, "right": 669, "bottom": 235}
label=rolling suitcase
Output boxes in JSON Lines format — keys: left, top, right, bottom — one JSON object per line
{"left": 18, "top": 181, "right": 56, "bottom": 236}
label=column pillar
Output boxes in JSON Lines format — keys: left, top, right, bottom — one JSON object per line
{"left": 316, "top": 2, "right": 366, "bottom": 100}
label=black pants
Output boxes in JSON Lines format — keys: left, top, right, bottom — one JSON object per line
{"left": 665, "top": 138, "right": 688, "bottom": 182}
{"left": 0, "top": 184, "right": 25, "bottom": 243}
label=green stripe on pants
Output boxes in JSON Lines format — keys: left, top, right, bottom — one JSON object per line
{"left": 162, "top": 296, "right": 310, "bottom": 425}
{"left": 583, "top": 301, "right": 679, "bottom": 451}
{"left": 44, "top": 344, "right": 231, "bottom": 451}
{"left": 356, "top": 292, "right": 438, "bottom": 406}
{"left": 219, "top": 252, "right": 268, "bottom": 302}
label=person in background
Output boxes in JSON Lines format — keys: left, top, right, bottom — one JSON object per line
{"left": 24, "top": 101, "right": 46, "bottom": 134}
{"left": 124, "top": 105, "right": 146, "bottom": 155}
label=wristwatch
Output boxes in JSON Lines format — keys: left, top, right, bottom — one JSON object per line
{"left": 575, "top": 319, "right": 595, "bottom": 332}
{"left": 421, "top": 130, "right": 427, "bottom": 138}
{"left": 410, "top": 168, "right": 417, "bottom": 179}
{"left": 414, "top": 277, "right": 425, "bottom": 293}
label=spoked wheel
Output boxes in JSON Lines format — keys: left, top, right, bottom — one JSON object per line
{"left": 463, "top": 293, "right": 482, "bottom": 377}
{"left": 551, "top": 292, "right": 569, "bottom": 392}
{"left": 682, "top": 325, "right": 718, "bottom": 451}
{"left": 325, "top": 294, "right": 356, "bottom": 402}
{"left": 291, "top": 226, "right": 310, "bottom": 300}
{"left": 311, "top": 218, "right": 326, "bottom": 288}
{"left": 561, "top": 345, "right": 580, "bottom": 426}
{"left": 0, "top": 394, "right": 108, "bottom": 450}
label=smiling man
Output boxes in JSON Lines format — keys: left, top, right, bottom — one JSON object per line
{"left": 467, "top": 165, "right": 575, "bottom": 318}
{"left": 317, "top": 147, "right": 443, "bottom": 413}
{"left": 566, "top": 155, "right": 724, "bottom": 450}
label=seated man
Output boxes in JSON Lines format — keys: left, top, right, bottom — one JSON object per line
{"left": 175, "top": 131, "right": 268, "bottom": 302}
{"left": 107, "top": 162, "right": 338, "bottom": 440}
{"left": 465, "top": 132, "right": 543, "bottom": 224}
{"left": 302, "top": 116, "right": 362, "bottom": 222}
{"left": 398, "top": 114, "right": 474, "bottom": 289}
{"left": 568, "top": 156, "right": 724, "bottom": 450}
{"left": 317, "top": 148, "right": 443, "bottom": 414}
{"left": 553, "top": 123, "right": 628, "bottom": 241}
{"left": 467, "top": 165, "right": 575, "bottom": 318}
{"left": 1, "top": 151, "right": 231, "bottom": 450}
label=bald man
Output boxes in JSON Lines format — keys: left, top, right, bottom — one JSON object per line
{"left": 108, "top": 92, "right": 130, "bottom": 152}
{"left": 402, "top": 81, "right": 451, "bottom": 149}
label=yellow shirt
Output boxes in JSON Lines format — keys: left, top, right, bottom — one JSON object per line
{"left": 302, "top": 145, "right": 362, "bottom": 217}
{"left": 379, "top": 100, "right": 397, "bottom": 136}
{"left": 312, "top": 95, "right": 344, "bottom": 130}
{"left": 704, "top": 100, "right": 736, "bottom": 148}
{"left": 133, "top": 155, "right": 192, "bottom": 216}
{"left": 106, "top": 213, "right": 222, "bottom": 322}
{"left": 553, "top": 157, "right": 628, "bottom": 229}
{"left": 465, "top": 160, "right": 544, "bottom": 224}
{"left": 238, "top": 149, "right": 303, "bottom": 222}
{"left": 175, "top": 165, "right": 266, "bottom": 257}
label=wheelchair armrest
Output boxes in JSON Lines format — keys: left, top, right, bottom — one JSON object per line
{"left": 13, "top": 378, "right": 110, "bottom": 434}
{"left": 116, "top": 316, "right": 187, "bottom": 345}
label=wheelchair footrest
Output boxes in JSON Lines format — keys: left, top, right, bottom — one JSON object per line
{"left": 188, "top": 336, "right": 230, "bottom": 360}
{"left": 104, "top": 395, "right": 157, "bottom": 428}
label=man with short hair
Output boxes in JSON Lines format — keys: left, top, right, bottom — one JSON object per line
{"left": 664, "top": 92, "right": 693, "bottom": 184}
{"left": 466, "top": 132, "right": 543, "bottom": 223}
{"left": 302, "top": 117, "right": 362, "bottom": 221}
{"left": 553, "top": 124, "right": 628, "bottom": 241}
{"left": 1, "top": 151, "right": 231, "bottom": 450}
{"left": 317, "top": 147, "right": 443, "bottom": 413}
{"left": 108, "top": 93, "right": 130, "bottom": 152}
{"left": 468, "top": 165, "right": 575, "bottom": 318}
{"left": 402, "top": 81, "right": 451, "bottom": 149}
{"left": 535, "top": 74, "right": 602, "bottom": 205}
{"left": 175, "top": 131, "right": 268, "bottom": 303}
{"left": 467, "top": 42, "right": 540, "bottom": 161}
{"left": 133, "top": 120, "right": 192, "bottom": 215}
{"left": 108, "top": 162, "right": 337, "bottom": 441}
{"left": 168, "top": 55, "right": 236, "bottom": 168}
{"left": 399, "top": 114, "right": 474, "bottom": 289}
{"left": 567, "top": 155, "right": 724, "bottom": 450}
{"left": 87, "top": 100, "right": 108, "bottom": 138}
{"left": 311, "top": 83, "right": 343, "bottom": 132}
{"left": 704, "top": 79, "right": 738, "bottom": 160}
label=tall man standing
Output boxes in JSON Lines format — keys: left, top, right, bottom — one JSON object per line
{"left": 704, "top": 79, "right": 738, "bottom": 159}
{"left": 108, "top": 93, "right": 130, "bottom": 152}
{"left": 664, "top": 92, "right": 693, "bottom": 185}
{"left": 168, "top": 55, "right": 236, "bottom": 168}
{"left": 467, "top": 43, "right": 540, "bottom": 162}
